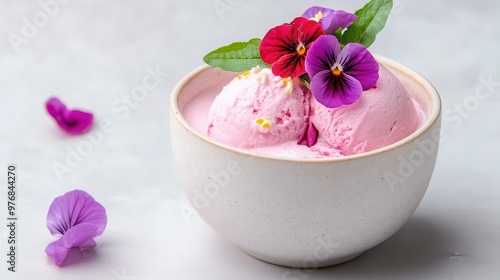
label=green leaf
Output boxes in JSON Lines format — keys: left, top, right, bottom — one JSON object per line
{"left": 333, "top": 27, "right": 344, "bottom": 45}
{"left": 299, "top": 74, "right": 311, "bottom": 89}
{"left": 203, "top": 38, "right": 269, "bottom": 72}
{"left": 341, "top": 0, "right": 393, "bottom": 48}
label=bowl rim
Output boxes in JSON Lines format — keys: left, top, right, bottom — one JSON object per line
{"left": 170, "top": 55, "right": 442, "bottom": 163}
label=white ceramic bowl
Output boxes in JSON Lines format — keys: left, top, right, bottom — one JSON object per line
{"left": 170, "top": 56, "right": 441, "bottom": 268}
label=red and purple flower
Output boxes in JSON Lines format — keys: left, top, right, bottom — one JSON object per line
{"left": 302, "top": 6, "right": 358, "bottom": 35}
{"left": 259, "top": 17, "right": 324, "bottom": 79}
{"left": 204, "top": 4, "right": 386, "bottom": 147}
{"left": 305, "top": 35, "right": 379, "bottom": 108}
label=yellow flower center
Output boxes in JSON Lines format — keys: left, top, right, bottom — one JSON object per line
{"left": 309, "top": 11, "right": 323, "bottom": 22}
{"left": 332, "top": 66, "right": 342, "bottom": 76}
{"left": 297, "top": 45, "right": 306, "bottom": 56}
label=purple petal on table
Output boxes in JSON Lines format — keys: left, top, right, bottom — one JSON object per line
{"left": 47, "top": 190, "right": 107, "bottom": 237}
{"left": 45, "top": 240, "right": 70, "bottom": 267}
{"left": 45, "top": 97, "right": 93, "bottom": 135}
{"left": 58, "top": 109, "right": 94, "bottom": 134}
{"left": 46, "top": 97, "right": 67, "bottom": 119}
{"left": 45, "top": 223, "right": 98, "bottom": 266}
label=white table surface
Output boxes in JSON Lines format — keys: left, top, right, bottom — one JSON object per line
{"left": 0, "top": 0, "right": 499, "bottom": 279}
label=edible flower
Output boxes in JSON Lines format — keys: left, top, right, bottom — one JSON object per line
{"left": 46, "top": 97, "right": 93, "bottom": 135}
{"left": 203, "top": 1, "right": 393, "bottom": 147}
{"left": 305, "top": 35, "right": 379, "bottom": 108}
{"left": 297, "top": 121, "right": 319, "bottom": 147}
{"left": 260, "top": 17, "right": 324, "bottom": 79}
{"left": 45, "top": 190, "right": 107, "bottom": 266}
{"left": 302, "top": 6, "right": 358, "bottom": 35}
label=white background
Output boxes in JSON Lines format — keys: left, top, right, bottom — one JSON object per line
{"left": 0, "top": 0, "right": 499, "bottom": 279}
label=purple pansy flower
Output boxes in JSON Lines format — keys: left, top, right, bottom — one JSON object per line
{"left": 302, "top": 6, "right": 357, "bottom": 35}
{"left": 46, "top": 97, "right": 93, "bottom": 135}
{"left": 305, "top": 35, "right": 379, "bottom": 108}
{"left": 45, "top": 190, "right": 107, "bottom": 266}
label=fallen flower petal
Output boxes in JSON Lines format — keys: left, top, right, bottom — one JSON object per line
{"left": 46, "top": 190, "right": 107, "bottom": 266}
{"left": 297, "top": 121, "right": 319, "bottom": 147}
{"left": 47, "top": 189, "right": 107, "bottom": 237}
{"left": 45, "top": 223, "right": 98, "bottom": 266}
{"left": 46, "top": 97, "right": 93, "bottom": 135}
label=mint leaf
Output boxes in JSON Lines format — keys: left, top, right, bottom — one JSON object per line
{"left": 203, "top": 38, "right": 269, "bottom": 72}
{"left": 333, "top": 27, "right": 344, "bottom": 46}
{"left": 341, "top": 0, "right": 393, "bottom": 48}
{"left": 299, "top": 74, "right": 311, "bottom": 89}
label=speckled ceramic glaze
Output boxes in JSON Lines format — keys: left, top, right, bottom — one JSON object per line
{"left": 170, "top": 56, "right": 441, "bottom": 268}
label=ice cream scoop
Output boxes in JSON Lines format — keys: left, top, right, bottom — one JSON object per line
{"left": 309, "top": 64, "right": 424, "bottom": 156}
{"left": 207, "top": 67, "right": 309, "bottom": 149}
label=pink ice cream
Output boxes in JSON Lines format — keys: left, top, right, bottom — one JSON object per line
{"left": 205, "top": 64, "right": 424, "bottom": 158}
{"left": 309, "top": 64, "right": 423, "bottom": 156}
{"left": 251, "top": 140, "right": 344, "bottom": 158}
{"left": 208, "top": 67, "right": 309, "bottom": 149}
